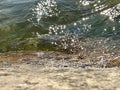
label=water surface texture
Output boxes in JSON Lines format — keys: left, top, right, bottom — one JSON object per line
{"left": 0, "top": 0, "right": 120, "bottom": 57}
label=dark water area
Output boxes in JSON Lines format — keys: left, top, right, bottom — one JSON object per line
{"left": 0, "top": 0, "right": 120, "bottom": 59}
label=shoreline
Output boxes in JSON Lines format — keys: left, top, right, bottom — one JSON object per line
{"left": 0, "top": 51, "right": 120, "bottom": 68}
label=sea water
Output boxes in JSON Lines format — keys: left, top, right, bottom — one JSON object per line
{"left": 0, "top": 0, "right": 120, "bottom": 59}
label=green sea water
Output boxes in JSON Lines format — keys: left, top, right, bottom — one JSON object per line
{"left": 0, "top": 0, "right": 120, "bottom": 54}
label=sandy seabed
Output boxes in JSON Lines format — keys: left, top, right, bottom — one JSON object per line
{"left": 0, "top": 51, "right": 120, "bottom": 90}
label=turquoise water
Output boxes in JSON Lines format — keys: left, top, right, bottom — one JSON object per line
{"left": 0, "top": 0, "right": 120, "bottom": 55}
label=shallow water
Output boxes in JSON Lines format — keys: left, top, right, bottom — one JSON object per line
{"left": 0, "top": 0, "right": 120, "bottom": 56}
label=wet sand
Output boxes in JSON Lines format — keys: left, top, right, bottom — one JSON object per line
{"left": 0, "top": 51, "right": 120, "bottom": 90}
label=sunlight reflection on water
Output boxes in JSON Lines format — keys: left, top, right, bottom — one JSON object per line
{"left": 30, "top": 0, "right": 120, "bottom": 54}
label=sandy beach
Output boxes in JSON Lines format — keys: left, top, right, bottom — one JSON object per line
{"left": 0, "top": 51, "right": 120, "bottom": 90}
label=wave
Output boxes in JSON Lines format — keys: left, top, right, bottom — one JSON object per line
{"left": 0, "top": 0, "right": 120, "bottom": 53}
